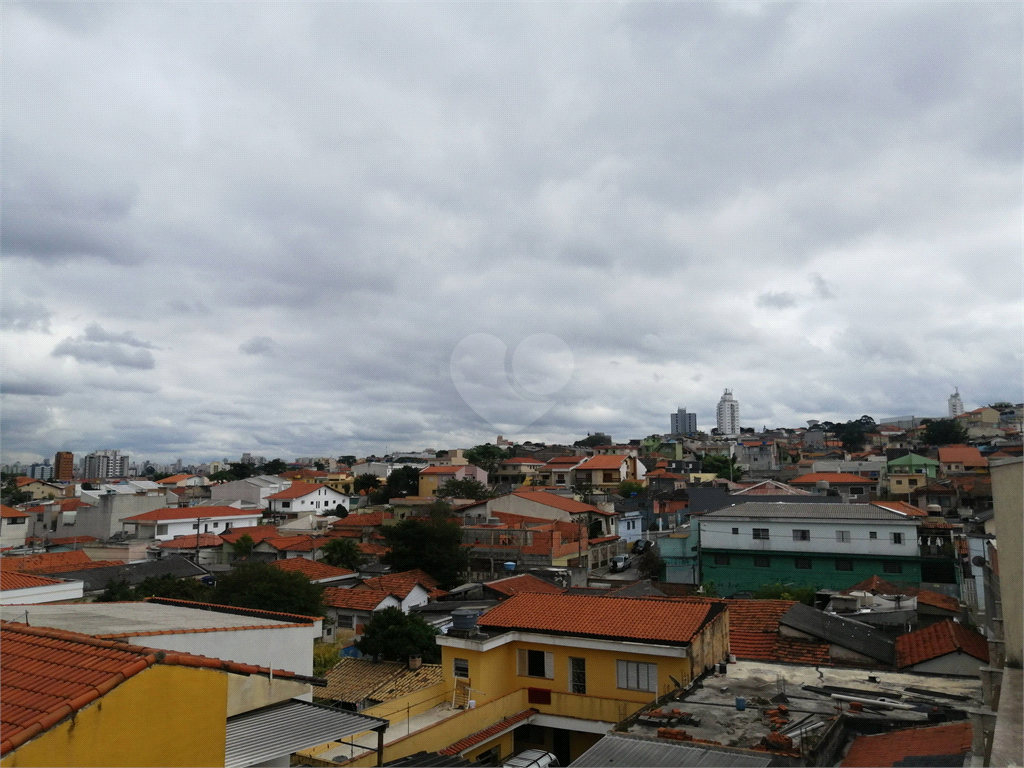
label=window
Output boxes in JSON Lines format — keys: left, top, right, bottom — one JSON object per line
{"left": 714, "top": 554, "right": 730, "bottom": 566}
{"left": 569, "top": 657, "right": 586, "bottom": 694}
{"left": 617, "top": 660, "right": 658, "bottom": 692}
{"left": 908, "top": 478, "right": 919, "bottom": 487}
{"left": 7, "top": 517, "right": 25, "bottom": 525}
{"left": 517, "top": 649, "right": 554, "bottom": 679}
{"left": 752, "top": 528, "right": 769, "bottom": 540}
{"left": 794, "top": 558, "right": 812, "bottom": 570}
{"left": 792, "top": 529, "right": 810, "bottom": 541}
{"left": 36, "top": 514, "right": 43, "bottom": 523}
{"left": 753, "top": 555, "right": 771, "bottom": 567}
{"left": 850, "top": 487, "right": 864, "bottom": 495}
{"left": 603, "top": 472, "right": 616, "bottom": 483}
{"left": 836, "top": 530, "right": 851, "bottom": 543}
{"left": 732, "top": 527, "right": 739, "bottom": 535}
{"left": 213, "top": 522, "right": 219, "bottom": 528}
{"left": 556, "top": 474, "right": 565, "bottom": 484}
{"left": 869, "top": 531, "right": 877, "bottom": 539}
{"left": 835, "top": 559, "right": 853, "bottom": 571}
{"left": 192, "top": 523, "right": 199, "bottom": 530}
{"left": 891, "top": 532, "right": 905, "bottom": 545}
{"left": 281, "top": 501, "right": 291, "bottom": 509}
{"left": 453, "top": 658, "right": 470, "bottom": 679}
{"left": 883, "top": 561, "right": 903, "bottom": 574}
{"left": 156, "top": 524, "right": 168, "bottom": 535}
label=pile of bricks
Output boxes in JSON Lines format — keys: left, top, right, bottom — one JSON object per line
{"left": 764, "top": 704, "right": 790, "bottom": 730}
{"left": 656, "top": 729, "right": 721, "bottom": 746}
{"left": 760, "top": 731, "right": 795, "bottom": 752}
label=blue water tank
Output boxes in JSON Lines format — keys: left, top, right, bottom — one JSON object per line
{"left": 503, "top": 561, "right": 516, "bottom": 571}
{"left": 735, "top": 697, "right": 746, "bottom": 711}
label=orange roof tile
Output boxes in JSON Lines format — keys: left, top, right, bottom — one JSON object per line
{"left": 937, "top": 445, "right": 987, "bottom": 467}
{"left": 510, "top": 491, "right": 612, "bottom": 516}
{"left": 575, "top": 455, "right": 626, "bottom": 470}
{"left": 332, "top": 511, "right": 389, "bottom": 528}
{"left": 280, "top": 469, "right": 329, "bottom": 479}
{"left": 39, "top": 535, "right": 98, "bottom": 546}
{"left": 156, "top": 474, "right": 196, "bottom": 484}
{"left": 544, "top": 456, "right": 583, "bottom": 466}
{"left": 896, "top": 619, "right": 989, "bottom": 667}
{"left": 725, "top": 599, "right": 796, "bottom": 633}
{"left": 499, "top": 458, "right": 545, "bottom": 466}
{"left": 321, "top": 587, "right": 399, "bottom": 610}
{"left": 219, "top": 524, "right": 280, "bottom": 544}
{"left": 258, "top": 535, "right": 319, "bottom": 552}
{"left": 0, "top": 505, "right": 30, "bottom": 519}
{"left": 478, "top": 593, "right": 721, "bottom": 645}
{"left": 30, "top": 559, "right": 124, "bottom": 575}
{"left": 358, "top": 542, "right": 389, "bottom": 556}
{"left": 840, "top": 576, "right": 961, "bottom": 613}
{"left": 158, "top": 534, "right": 224, "bottom": 549}
{"left": 841, "top": 722, "right": 973, "bottom": 767}
{"left": 790, "top": 472, "right": 875, "bottom": 485}
{"left": 0, "top": 572, "right": 66, "bottom": 591}
{"left": 269, "top": 559, "right": 355, "bottom": 580}
{"left": 25, "top": 499, "right": 93, "bottom": 515}
{"left": 484, "top": 574, "right": 565, "bottom": 597}
{"left": 358, "top": 569, "right": 444, "bottom": 599}
{"left": 122, "top": 506, "right": 261, "bottom": 523}
{"left": 0, "top": 550, "right": 93, "bottom": 574}
{"left": 265, "top": 483, "right": 333, "bottom": 500}
{"left": 440, "top": 709, "right": 538, "bottom": 755}
{"left": 275, "top": 536, "right": 333, "bottom": 552}
{"left": 0, "top": 620, "right": 320, "bottom": 757}
{"left": 419, "top": 465, "right": 459, "bottom": 475}
{"left": 871, "top": 500, "right": 928, "bottom": 517}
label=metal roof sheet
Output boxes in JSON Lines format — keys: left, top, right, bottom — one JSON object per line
{"left": 704, "top": 502, "right": 908, "bottom": 520}
{"left": 568, "top": 733, "right": 772, "bottom": 767}
{"left": 224, "top": 699, "right": 386, "bottom": 768}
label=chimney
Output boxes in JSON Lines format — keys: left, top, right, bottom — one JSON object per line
{"left": 408, "top": 655, "right": 422, "bottom": 671}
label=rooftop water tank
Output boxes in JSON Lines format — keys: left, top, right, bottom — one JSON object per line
{"left": 451, "top": 609, "right": 480, "bottom": 632}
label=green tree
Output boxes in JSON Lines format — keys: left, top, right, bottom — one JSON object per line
{"left": 369, "top": 465, "right": 421, "bottom": 504}
{"left": 354, "top": 473, "right": 382, "bottom": 493}
{"left": 132, "top": 574, "right": 212, "bottom": 601}
{"left": 923, "top": 419, "right": 970, "bottom": 446}
{"left": 1, "top": 483, "right": 32, "bottom": 505}
{"left": 381, "top": 515, "right": 469, "bottom": 590}
{"left": 836, "top": 421, "right": 866, "bottom": 452}
{"left": 752, "top": 582, "right": 816, "bottom": 606}
{"left": 228, "top": 462, "right": 257, "bottom": 480}
{"left": 211, "top": 562, "right": 324, "bottom": 616}
{"left": 617, "top": 480, "right": 645, "bottom": 497}
{"left": 355, "top": 607, "right": 441, "bottom": 663}
{"left": 260, "top": 458, "right": 288, "bottom": 475}
{"left": 574, "top": 433, "right": 612, "bottom": 448}
{"left": 637, "top": 545, "right": 665, "bottom": 581}
{"left": 699, "top": 454, "right": 743, "bottom": 480}
{"left": 321, "top": 538, "right": 365, "bottom": 570}
{"left": 232, "top": 533, "right": 255, "bottom": 560}
{"left": 339, "top": 455, "right": 357, "bottom": 467}
{"left": 463, "top": 444, "right": 509, "bottom": 476}
{"left": 96, "top": 578, "right": 135, "bottom": 602}
{"left": 435, "top": 478, "right": 493, "bottom": 500}
{"left": 571, "top": 481, "right": 597, "bottom": 504}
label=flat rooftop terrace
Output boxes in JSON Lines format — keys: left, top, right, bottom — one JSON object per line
{"left": 0, "top": 601, "right": 310, "bottom": 635}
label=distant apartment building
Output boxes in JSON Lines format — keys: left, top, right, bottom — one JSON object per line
{"left": 53, "top": 451, "right": 74, "bottom": 481}
{"left": 948, "top": 388, "right": 965, "bottom": 418}
{"left": 670, "top": 407, "right": 697, "bottom": 435}
{"left": 716, "top": 389, "right": 740, "bottom": 436}
{"left": 26, "top": 462, "right": 54, "bottom": 481}
{"left": 81, "top": 450, "right": 129, "bottom": 479}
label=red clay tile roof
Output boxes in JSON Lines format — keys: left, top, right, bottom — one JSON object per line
{"left": 478, "top": 593, "right": 721, "bottom": 645}
{"left": 499, "top": 458, "right": 545, "bottom": 466}
{"left": 840, "top": 576, "right": 961, "bottom": 613}
{"left": 358, "top": 569, "right": 444, "bottom": 599}
{"left": 419, "top": 466, "right": 459, "bottom": 475}
{"left": 0, "top": 505, "right": 30, "bottom": 519}
{"left": 321, "top": 587, "right": 399, "bottom": 610}
{"left": 158, "top": 534, "right": 224, "bottom": 549}
{"left": 0, "top": 572, "right": 66, "bottom": 591}
{"left": 39, "top": 535, "right": 98, "bottom": 546}
{"left": 896, "top": 619, "right": 989, "bottom": 667}
{"left": 484, "top": 574, "right": 565, "bottom": 597}
{"left": 724, "top": 599, "right": 832, "bottom": 665}
{"left": 280, "top": 469, "right": 329, "bottom": 479}
{"left": 265, "top": 483, "right": 331, "bottom": 500}
{"left": 270, "top": 559, "right": 355, "bottom": 580}
{"left": 544, "top": 456, "right": 583, "bottom": 466}
{"left": 937, "top": 445, "right": 987, "bottom": 467}
{"left": 332, "top": 511, "right": 389, "bottom": 528}
{"left": 0, "top": 620, "right": 322, "bottom": 757}
{"left": 32, "top": 560, "right": 124, "bottom": 575}
{"left": 726, "top": 600, "right": 796, "bottom": 632}
{"left": 219, "top": 524, "right": 280, "bottom": 544}
{"left": 790, "top": 472, "right": 874, "bottom": 485}
{"left": 575, "top": 455, "right": 626, "bottom": 470}
{"left": 871, "top": 501, "right": 928, "bottom": 517}
{"left": 142, "top": 596, "right": 321, "bottom": 623}
{"left": 358, "top": 542, "right": 389, "bottom": 556}
{"left": 841, "top": 722, "right": 972, "bottom": 767}
{"left": 156, "top": 474, "right": 197, "bottom": 484}
{"left": 121, "top": 506, "right": 261, "bottom": 523}
{"left": 511, "top": 491, "right": 613, "bottom": 516}
{"left": 440, "top": 709, "right": 538, "bottom": 755}
{"left": 259, "top": 535, "right": 319, "bottom": 552}
{"left": 24, "top": 499, "right": 93, "bottom": 515}
{"left": 0, "top": 550, "right": 93, "bottom": 574}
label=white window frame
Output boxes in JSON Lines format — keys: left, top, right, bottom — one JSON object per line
{"left": 517, "top": 648, "right": 554, "bottom": 679}
{"left": 836, "top": 530, "right": 851, "bottom": 543}
{"left": 891, "top": 532, "right": 905, "bottom": 545}
{"left": 453, "top": 657, "right": 470, "bottom": 679}
{"left": 616, "top": 660, "right": 658, "bottom": 693}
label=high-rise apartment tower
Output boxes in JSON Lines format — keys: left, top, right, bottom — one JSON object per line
{"left": 716, "top": 389, "right": 740, "bottom": 436}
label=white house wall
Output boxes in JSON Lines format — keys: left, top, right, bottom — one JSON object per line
{"left": 905, "top": 651, "right": 986, "bottom": 677}
{"left": 700, "top": 518, "right": 918, "bottom": 557}
{"left": 0, "top": 580, "right": 84, "bottom": 605}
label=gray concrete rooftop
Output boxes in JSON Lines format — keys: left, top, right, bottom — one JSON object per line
{"left": 0, "top": 602, "right": 301, "bottom": 635}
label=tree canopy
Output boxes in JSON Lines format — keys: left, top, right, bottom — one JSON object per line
{"left": 380, "top": 512, "right": 468, "bottom": 590}
{"left": 355, "top": 607, "right": 440, "bottom": 663}
{"left": 369, "top": 465, "right": 420, "bottom": 504}
{"left": 321, "top": 537, "right": 365, "bottom": 570}
{"left": 259, "top": 458, "right": 288, "bottom": 475}
{"left": 923, "top": 418, "right": 970, "bottom": 446}
{"left": 699, "top": 453, "right": 743, "bottom": 480}
{"left": 463, "top": 444, "right": 509, "bottom": 476}
{"left": 436, "top": 478, "right": 493, "bottom": 500}
{"left": 617, "top": 480, "right": 645, "bottom": 497}
{"left": 573, "top": 433, "right": 612, "bottom": 448}
{"left": 98, "top": 574, "right": 211, "bottom": 602}
{"left": 834, "top": 421, "right": 867, "bottom": 452}
{"left": 211, "top": 562, "right": 324, "bottom": 616}
{"left": 637, "top": 545, "right": 665, "bottom": 581}
{"left": 354, "top": 473, "right": 382, "bottom": 493}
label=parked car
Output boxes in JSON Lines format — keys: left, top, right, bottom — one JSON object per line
{"left": 631, "top": 539, "right": 653, "bottom": 555}
{"left": 503, "top": 750, "right": 560, "bottom": 768}
{"left": 610, "top": 554, "right": 631, "bottom": 572}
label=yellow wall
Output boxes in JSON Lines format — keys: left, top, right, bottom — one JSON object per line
{"left": 361, "top": 681, "right": 449, "bottom": 723}
{"left": 2, "top": 665, "right": 227, "bottom": 768}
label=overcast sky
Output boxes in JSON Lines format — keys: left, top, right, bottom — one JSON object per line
{"left": 2, "top": 1, "right": 1022, "bottom": 465}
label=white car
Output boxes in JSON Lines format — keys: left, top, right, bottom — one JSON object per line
{"left": 503, "top": 750, "right": 560, "bottom": 768}
{"left": 610, "top": 554, "right": 632, "bottom": 572}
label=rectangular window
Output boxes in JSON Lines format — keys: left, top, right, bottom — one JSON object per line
{"left": 753, "top": 555, "right": 771, "bottom": 567}
{"left": 869, "top": 531, "right": 877, "bottom": 539}
{"left": 794, "top": 558, "right": 812, "bottom": 570}
{"left": 8, "top": 517, "right": 25, "bottom": 525}
{"left": 569, "top": 657, "right": 586, "bottom": 694}
{"left": 192, "top": 523, "right": 199, "bottom": 530}
{"left": 517, "top": 649, "right": 554, "bottom": 679}
{"left": 36, "top": 514, "right": 43, "bottom": 523}
{"left": 908, "top": 478, "right": 919, "bottom": 487}
{"left": 850, "top": 487, "right": 864, "bottom": 495}
{"left": 281, "top": 501, "right": 291, "bottom": 509}
{"left": 732, "top": 527, "right": 739, "bottom": 535}
{"left": 616, "top": 660, "right": 658, "bottom": 692}
{"left": 714, "top": 554, "right": 730, "bottom": 566}
{"left": 156, "top": 524, "right": 168, "bottom": 535}
{"left": 883, "top": 561, "right": 903, "bottom": 574}
{"left": 453, "top": 658, "right": 469, "bottom": 679}
{"left": 752, "top": 528, "right": 769, "bottom": 540}
{"left": 603, "top": 472, "right": 615, "bottom": 483}
{"left": 835, "top": 559, "right": 853, "bottom": 571}
{"left": 836, "top": 531, "right": 851, "bottom": 543}
{"left": 792, "top": 529, "right": 810, "bottom": 541}
{"left": 891, "top": 532, "right": 905, "bottom": 545}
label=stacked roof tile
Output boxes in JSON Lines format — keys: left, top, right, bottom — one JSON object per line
{"left": 895, "top": 620, "right": 989, "bottom": 668}
{"left": 439, "top": 709, "right": 538, "bottom": 755}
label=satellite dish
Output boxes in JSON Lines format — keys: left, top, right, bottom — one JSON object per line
{"left": 972, "top": 556, "right": 987, "bottom": 567}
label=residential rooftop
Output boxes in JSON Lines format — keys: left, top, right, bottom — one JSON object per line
{"left": 705, "top": 502, "right": 913, "bottom": 520}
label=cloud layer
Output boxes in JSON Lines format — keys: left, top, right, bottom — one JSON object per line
{"left": 2, "top": 1, "right": 1021, "bottom": 463}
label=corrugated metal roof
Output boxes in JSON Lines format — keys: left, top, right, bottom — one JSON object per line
{"left": 224, "top": 699, "right": 387, "bottom": 768}
{"left": 569, "top": 733, "right": 772, "bottom": 767}
{"left": 704, "top": 502, "right": 907, "bottom": 520}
